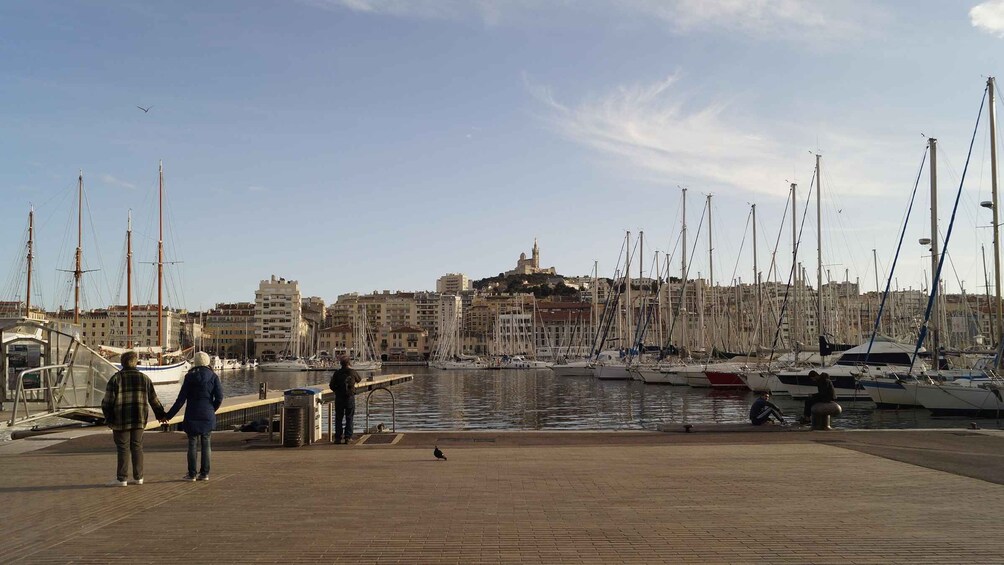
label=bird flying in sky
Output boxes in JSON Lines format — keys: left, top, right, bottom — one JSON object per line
{"left": 137, "top": 105, "right": 152, "bottom": 113}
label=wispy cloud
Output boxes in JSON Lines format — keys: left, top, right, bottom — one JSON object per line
{"left": 247, "top": 185, "right": 267, "bottom": 193}
{"left": 307, "top": 0, "right": 876, "bottom": 42}
{"left": 971, "top": 0, "right": 1004, "bottom": 37}
{"left": 100, "top": 174, "right": 136, "bottom": 190}
{"left": 526, "top": 72, "right": 904, "bottom": 198}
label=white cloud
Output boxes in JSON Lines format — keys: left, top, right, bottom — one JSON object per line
{"left": 100, "top": 174, "right": 136, "bottom": 190}
{"left": 971, "top": 0, "right": 1004, "bottom": 37}
{"left": 526, "top": 73, "right": 905, "bottom": 199}
{"left": 308, "top": 0, "right": 875, "bottom": 42}
{"left": 247, "top": 185, "right": 267, "bottom": 192}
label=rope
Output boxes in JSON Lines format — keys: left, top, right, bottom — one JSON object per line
{"left": 910, "top": 86, "right": 988, "bottom": 371}
{"left": 864, "top": 146, "right": 928, "bottom": 361}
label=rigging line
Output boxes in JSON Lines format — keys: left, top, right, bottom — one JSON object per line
{"left": 910, "top": 86, "right": 988, "bottom": 372}
{"left": 761, "top": 190, "right": 794, "bottom": 342}
{"left": 662, "top": 196, "right": 709, "bottom": 350}
{"left": 864, "top": 145, "right": 929, "bottom": 361}
{"left": 768, "top": 165, "right": 817, "bottom": 358}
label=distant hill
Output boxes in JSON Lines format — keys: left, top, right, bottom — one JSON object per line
{"left": 473, "top": 272, "right": 580, "bottom": 299}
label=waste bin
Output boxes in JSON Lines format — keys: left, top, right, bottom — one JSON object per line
{"left": 283, "top": 387, "right": 323, "bottom": 445}
{"left": 282, "top": 406, "right": 305, "bottom": 447}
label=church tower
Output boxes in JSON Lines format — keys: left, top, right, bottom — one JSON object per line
{"left": 532, "top": 238, "right": 539, "bottom": 269}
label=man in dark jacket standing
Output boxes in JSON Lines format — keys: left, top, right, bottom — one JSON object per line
{"left": 102, "top": 351, "right": 167, "bottom": 487}
{"left": 329, "top": 356, "right": 362, "bottom": 444}
{"left": 164, "top": 352, "right": 224, "bottom": 481}
{"left": 800, "top": 370, "right": 836, "bottom": 424}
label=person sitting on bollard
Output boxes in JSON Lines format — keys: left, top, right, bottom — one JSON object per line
{"left": 329, "top": 356, "right": 362, "bottom": 444}
{"left": 749, "top": 391, "right": 786, "bottom": 426}
{"left": 799, "top": 370, "right": 835, "bottom": 425}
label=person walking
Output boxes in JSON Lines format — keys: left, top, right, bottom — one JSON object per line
{"left": 329, "top": 356, "right": 362, "bottom": 444}
{"left": 799, "top": 370, "right": 836, "bottom": 425}
{"left": 164, "top": 351, "right": 224, "bottom": 482}
{"left": 101, "top": 351, "right": 167, "bottom": 487}
{"left": 749, "top": 391, "right": 786, "bottom": 425}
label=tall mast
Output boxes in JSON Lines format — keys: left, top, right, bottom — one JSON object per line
{"left": 752, "top": 203, "right": 760, "bottom": 351}
{"left": 815, "top": 154, "right": 824, "bottom": 360}
{"left": 624, "top": 231, "right": 633, "bottom": 353}
{"left": 157, "top": 161, "right": 164, "bottom": 361}
{"left": 25, "top": 207, "right": 34, "bottom": 317}
{"left": 127, "top": 210, "right": 134, "bottom": 348}
{"left": 790, "top": 183, "right": 798, "bottom": 350}
{"left": 990, "top": 77, "right": 1002, "bottom": 342}
{"left": 707, "top": 194, "right": 715, "bottom": 350}
{"left": 639, "top": 230, "right": 644, "bottom": 280}
{"left": 681, "top": 188, "right": 688, "bottom": 352}
{"left": 74, "top": 171, "right": 83, "bottom": 325}
{"left": 928, "top": 138, "right": 940, "bottom": 363}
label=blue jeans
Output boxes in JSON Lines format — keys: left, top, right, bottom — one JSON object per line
{"left": 334, "top": 398, "right": 355, "bottom": 441}
{"left": 187, "top": 432, "right": 212, "bottom": 477}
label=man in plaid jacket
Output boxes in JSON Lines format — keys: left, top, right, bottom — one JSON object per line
{"left": 101, "top": 351, "right": 167, "bottom": 486}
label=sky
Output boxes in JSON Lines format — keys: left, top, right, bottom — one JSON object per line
{"left": 3, "top": 0, "right": 1004, "bottom": 312}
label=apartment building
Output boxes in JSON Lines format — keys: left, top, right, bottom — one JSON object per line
{"left": 203, "top": 302, "right": 255, "bottom": 358}
{"left": 436, "top": 273, "right": 470, "bottom": 294}
{"left": 255, "top": 275, "right": 303, "bottom": 360}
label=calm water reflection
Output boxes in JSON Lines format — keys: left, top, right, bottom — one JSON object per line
{"left": 173, "top": 366, "right": 1004, "bottom": 431}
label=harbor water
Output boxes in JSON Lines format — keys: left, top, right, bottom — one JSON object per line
{"left": 154, "top": 366, "right": 1004, "bottom": 431}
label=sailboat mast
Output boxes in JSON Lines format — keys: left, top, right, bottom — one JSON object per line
{"left": 157, "top": 161, "right": 164, "bottom": 360}
{"left": 752, "top": 203, "right": 760, "bottom": 351}
{"left": 74, "top": 172, "right": 84, "bottom": 325}
{"left": 815, "top": 154, "right": 824, "bottom": 360}
{"left": 25, "top": 207, "right": 34, "bottom": 317}
{"left": 681, "top": 188, "right": 688, "bottom": 352}
{"left": 790, "top": 183, "right": 798, "bottom": 350}
{"left": 625, "top": 231, "right": 633, "bottom": 354}
{"left": 929, "top": 138, "right": 940, "bottom": 361}
{"left": 127, "top": 210, "right": 133, "bottom": 348}
{"left": 989, "top": 77, "right": 1002, "bottom": 342}
{"left": 707, "top": 194, "right": 715, "bottom": 351}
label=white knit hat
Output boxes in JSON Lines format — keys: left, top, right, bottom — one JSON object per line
{"left": 193, "top": 351, "right": 211, "bottom": 367}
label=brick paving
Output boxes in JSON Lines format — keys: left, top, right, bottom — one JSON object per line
{"left": 1, "top": 430, "right": 1003, "bottom": 563}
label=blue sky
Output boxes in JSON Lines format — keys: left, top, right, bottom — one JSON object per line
{"left": 3, "top": 0, "right": 1004, "bottom": 311}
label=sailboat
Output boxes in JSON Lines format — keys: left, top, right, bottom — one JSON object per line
{"left": 896, "top": 77, "right": 1004, "bottom": 416}
{"left": 351, "top": 306, "right": 382, "bottom": 372}
{"left": 105, "top": 163, "right": 191, "bottom": 384}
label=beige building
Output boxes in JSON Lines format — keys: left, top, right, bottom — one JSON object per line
{"left": 203, "top": 302, "right": 255, "bottom": 358}
{"left": 436, "top": 273, "right": 470, "bottom": 294}
{"left": 255, "top": 275, "right": 304, "bottom": 360}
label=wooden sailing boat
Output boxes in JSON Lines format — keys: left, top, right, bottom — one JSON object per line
{"left": 102, "top": 163, "right": 191, "bottom": 384}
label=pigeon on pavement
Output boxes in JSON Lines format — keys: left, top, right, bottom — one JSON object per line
{"left": 433, "top": 446, "right": 447, "bottom": 461}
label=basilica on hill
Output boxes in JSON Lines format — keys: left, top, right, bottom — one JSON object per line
{"left": 505, "top": 238, "right": 556, "bottom": 277}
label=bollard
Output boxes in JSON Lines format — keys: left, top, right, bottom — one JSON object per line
{"left": 810, "top": 401, "right": 842, "bottom": 430}
{"left": 259, "top": 382, "right": 267, "bottom": 400}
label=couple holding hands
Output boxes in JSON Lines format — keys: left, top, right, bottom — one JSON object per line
{"left": 101, "top": 351, "right": 223, "bottom": 486}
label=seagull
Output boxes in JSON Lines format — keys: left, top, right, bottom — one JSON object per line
{"left": 137, "top": 105, "right": 153, "bottom": 113}
{"left": 433, "top": 446, "right": 447, "bottom": 461}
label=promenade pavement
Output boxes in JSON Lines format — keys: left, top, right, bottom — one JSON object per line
{"left": 1, "top": 428, "right": 1003, "bottom": 564}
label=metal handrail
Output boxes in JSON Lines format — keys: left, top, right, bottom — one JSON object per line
{"left": 7, "top": 364, "right": 69, "bottom": 425}
{"left": 365, "top": 387, "right": 396, "bottom": 433}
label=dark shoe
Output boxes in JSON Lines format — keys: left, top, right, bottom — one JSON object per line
{"left": 334, "top": 437, "right": 342, "bottom": 444}
{"left": 196, "top": 474, "right": 209, "bottom": 482}
{"left": 343, "top": 437, "right": 352, "bottom": 444}
{"left": 182, "top": 474, "right": 197, "bottom": 482}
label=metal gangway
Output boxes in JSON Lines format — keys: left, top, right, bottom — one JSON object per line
{"left": 2, "top": 318, "right": 116, "bottom": 429}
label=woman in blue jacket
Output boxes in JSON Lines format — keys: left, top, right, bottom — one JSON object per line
{"left": 165, "top": 352, "right": 224, "bottom": 481}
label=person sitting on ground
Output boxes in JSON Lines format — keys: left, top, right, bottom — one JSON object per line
{"left": 749, "top": 391, "right": 786, "bottom": 425}
{"left": 799, "top": 370, "right": 836, "bottom": 424}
